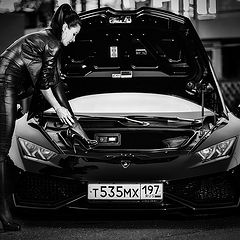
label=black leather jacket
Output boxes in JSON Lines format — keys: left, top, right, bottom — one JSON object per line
{"left": 0, "top": 28, "right": 61, "bottom": 97}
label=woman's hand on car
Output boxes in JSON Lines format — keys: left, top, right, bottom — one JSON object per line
{"left": 55, "top": 106, "right": 75, "bottom": 126}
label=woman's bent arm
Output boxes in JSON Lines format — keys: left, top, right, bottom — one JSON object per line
{"left": 40, "top": 88, "right": 74, "bottom": 126}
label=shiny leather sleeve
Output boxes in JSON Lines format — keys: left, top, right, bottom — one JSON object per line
{"left": 21, "top": 35, "right": 44, "bottom": 87}
{"left": 21, "top": 31, "right": 61, "bottom": 89}
{"left": 41, "top": 39, "right": 61, "bottom": 89}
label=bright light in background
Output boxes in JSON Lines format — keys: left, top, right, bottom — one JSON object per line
{"left": 101, "top": 0, "right": 121, "bottom": 9}
{"left": 197, "top": 0, "right": 216, "bottom": 15}
{"left": 152, "top": 0, "right": 170, "bottom": 8}
{"left": 124, "top": 0, "right": 132, "bottom": 9}
{"left": 86, "top": 0, "right": 98, "bottom": 11}
{"left": 183, "top": 0, "right": 195, "bottom": 18}
{"left": 197, "top": 0, "right": 207, "bottom": 14}
{"left": 152, "top": 0, "right": 163, "bottom": 8}
{"left": 209, "top": 0, "right": 216, "bottom": 14}
{"left": 171, "top": 0, "right": 179, "bottom": 14}
{"left": 56, "top": 0, "right": 71, "bottom": 8}
{"left": 75, "top": 0, "right": 82, "bottom": 13}
{"left": 123, "top": 0, "right": 135, "bottom": 9}
{"left": 183, "top": 0, "right": 190, "bottom": 12}
{"left": 152, "top": 0, "right": 179, "bottom": 14}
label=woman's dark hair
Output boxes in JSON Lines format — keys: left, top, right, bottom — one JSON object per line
{"left": 50, "top": 4, "right": 81, "bottom": 39}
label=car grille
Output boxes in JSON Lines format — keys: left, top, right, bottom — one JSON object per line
{"left": 14, "top": 173, "right": 85, "bottom": 208}
{"left": 165, "top": 173, "right": 238, "bottom": 207}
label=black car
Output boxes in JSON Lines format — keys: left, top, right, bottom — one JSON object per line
{"left": 9, "top": 7, "right": 240, "bottom": 213}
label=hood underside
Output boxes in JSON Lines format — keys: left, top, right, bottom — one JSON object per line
{"left": 29, "top": 7, "right": 226, "bottom": 119}
{"left": 59, "top": 7, "right": 226, "bottom": 115}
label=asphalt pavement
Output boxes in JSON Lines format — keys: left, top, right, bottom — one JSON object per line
{"left": 1, "top": 209, "right": 240, "bottom": 240}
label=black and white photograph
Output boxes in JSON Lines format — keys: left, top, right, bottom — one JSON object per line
{"left": 1, "top": 0, "right": 240, "bottom": 239}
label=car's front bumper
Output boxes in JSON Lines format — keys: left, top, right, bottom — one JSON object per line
{"left": 13, "top": 167, "right": 240, "bottom": 212}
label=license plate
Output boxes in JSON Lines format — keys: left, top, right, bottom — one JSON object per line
{"left": 88, "top": 183, "right": 163, "bottom": 200}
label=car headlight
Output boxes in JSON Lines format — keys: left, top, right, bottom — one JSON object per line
{"left": 197, "top": 137, "right": 236, "bottom": 162}
{"left": 19, "top": 138, "right": 57, "bottom": 161}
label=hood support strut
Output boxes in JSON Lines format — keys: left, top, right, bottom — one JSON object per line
{"left": 200, "top": 69, "right": 208, "bottom": 136}
{"left": 201, "top": 84, "right": 206, "bottom": 136}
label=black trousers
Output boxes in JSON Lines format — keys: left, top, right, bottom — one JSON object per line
{"left": 0, "top": 56, "right": 21, "bottom": 163}
{"left": 0, "top": 77, "right": 17, "bottom": 163}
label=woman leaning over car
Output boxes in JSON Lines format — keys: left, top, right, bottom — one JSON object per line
{"left": 0, "top": 3, "right": 97, "bottom": 232}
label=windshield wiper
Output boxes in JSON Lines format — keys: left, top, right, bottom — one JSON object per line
{"left": 77, "top": 114, "right": 203, "bottom": 127}
{"left": 123, "top": 116, "right": 150, "bottom": 126}
{"left": 77, "top": 115, "right": 150, "bottom": 126}
{"left": 125, "top": 115, "right": 201, "bottom": 124}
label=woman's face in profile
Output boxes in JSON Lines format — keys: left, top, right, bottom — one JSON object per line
{"left": 61, "top": 23, "right": 81, "bottom": 46}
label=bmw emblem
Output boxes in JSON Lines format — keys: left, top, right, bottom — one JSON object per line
{"left": 121, "top": 160, "right": 131, "bottom": 169}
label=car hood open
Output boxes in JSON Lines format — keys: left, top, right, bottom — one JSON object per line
{"left": 29, "top": 7, "right": 227, "bottom": 119}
